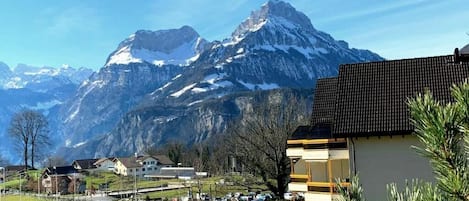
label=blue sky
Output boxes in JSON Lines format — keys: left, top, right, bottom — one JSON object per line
{"left": 0, "top": 0, "right": 468, "bottom": 70}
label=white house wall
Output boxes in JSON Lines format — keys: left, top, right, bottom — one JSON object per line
{"left": 96, "top": 160, "right": 115, "bottom": 171}
{"left": 352, "top": 135, "right": 434, "bottom": 201}
{"left": 288, "top": 183, "right": 308, "bottom": 192}
{"left": 305, "top": 192, "right": 339, "bottom": 201}
{"left": 286, "top": 148, "right": 303, "bottom": 157}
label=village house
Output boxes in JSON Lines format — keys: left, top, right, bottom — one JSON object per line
{"left": 145, "top": 167, "right": 197, "bottom": 180}
{"left": 113, "top": 155, "right": 174, "bottom": 178}
{"left": 287, "top": 45, "right": 469, "bottom": 201}
{"left": 41, "top": 166, "right": 84, "bottom": 195}
{"left": 3, "top": 165, "right": 33, "bottom": 176}
{"left": 72, "top": 159, "right": 99, "bottom": 173}
{"left": 93, "top": 157, "right": 116, "bottom": 171}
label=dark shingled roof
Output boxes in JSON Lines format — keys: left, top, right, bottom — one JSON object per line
{"left": 5, "top": 165, "right": 33, "bottom": 172}
{"left": 152, "top": 155, "right": 174, "bottom": 165}
{"left": 73, "top": 159, "right": 99, "bottom": 170}
{"left": 332, "top": 55, "right": 469, "bottom": 136}
{"left": 45, "top": 166, "right": 78, "bottom": 175}
{"left": 115, "top": 157, "right": 142, "bottom": 168}
{"left": 310, "top": 77, "right": 337, "bottom": 126}
{"left": 289, "top": 125, "right": 333, "bottom": 140}
{"left": 304, "top": 54, "right": 469, "bottom": 139}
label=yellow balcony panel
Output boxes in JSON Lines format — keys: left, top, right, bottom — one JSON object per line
{"left": 290, "top": 174, "right": 309, "bottom": 179}
{"left": 287, "top": 138, "right": 346, "bottom": 145}
{"left": 307, "top": 182, "right": 350, "bottom": 193}
{"left": 307, "top": 181, "right": 350, "bottom": 187}
{"left": 290, "top": 174, "right": 309, "bottom": 183}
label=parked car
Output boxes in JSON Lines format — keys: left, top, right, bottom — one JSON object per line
{"left": 284, "top": 192, "right": 293, "bottom": 200}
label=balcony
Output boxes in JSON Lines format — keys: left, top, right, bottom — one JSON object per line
{"left": 287, "top": 139, "right": 349, "bottom": 160}
{"left": 303, "top": 182, "right": 350, "bottom": 201}
{"left": 307, "top": 181, "right": 350, "bottom": 193}
{"left": 288, "top": 174, "right": 308, "bottom": 192}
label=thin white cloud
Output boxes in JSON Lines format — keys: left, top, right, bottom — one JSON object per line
{"left": 39, "top": 6, "right": 100, "bottom": 36}
{"left": 314, "top": 0, "right": 427, "bottom": 24}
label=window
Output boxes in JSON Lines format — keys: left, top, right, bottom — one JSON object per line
{"left": 129, "top": 169, "right": 132, "bottom": 173}
{"left": 142, "top": 168, "right": 146, "bottom": 171}
{"left": 136, "top": 168, "right": 139, "bottom": 172}
{"left": 148, "top": 168, "right": 152, "bottom": 171}
{"left": 143, "top": 162, "right": 147, "bottom": 165}
{"left": 151, "top": 161, "right": 155, "bottom": 164}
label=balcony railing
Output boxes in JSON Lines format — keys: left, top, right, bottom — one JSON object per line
{"left": 307, "top": 181, "right": 350, "bottom": 193}
{"left": 290, "top": 174, "right": 309, "bottom": 183}
{"left": 287, "top": 139, "right": 347, "bottom": 149}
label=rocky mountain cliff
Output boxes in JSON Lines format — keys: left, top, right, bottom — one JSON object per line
{"left": 57, "top": 0, "right": 383, "bottom": 159}
{"left": 0, "top": 63, "right": 93, "bottom": 162}
{"left": 56, "top": 26, "right": 208, "bottom": 146}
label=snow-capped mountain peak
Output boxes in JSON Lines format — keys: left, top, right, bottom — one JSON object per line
{"left": 230, "top": 0, "right": 314, "bottom": 44}
{"left": 105, "top": 25, "right": 209, "bottom": 67}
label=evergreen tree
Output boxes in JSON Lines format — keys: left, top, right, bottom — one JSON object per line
{"left": 336, "top": 81, "right": 469, "bottom": 201}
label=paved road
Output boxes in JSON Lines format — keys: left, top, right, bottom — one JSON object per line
{"left": 109, "top": 185, "right": 186, "bottom": 196}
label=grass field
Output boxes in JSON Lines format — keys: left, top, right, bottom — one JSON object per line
{"left": 2, "top": 170, "right": 268, "bottom": 200}
{"left": 3, "top": 195, "right": 53, "bottom": 201}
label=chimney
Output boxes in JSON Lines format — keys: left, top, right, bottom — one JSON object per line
{"left": 454, "top": 44, "right": 469, "bottom": 63}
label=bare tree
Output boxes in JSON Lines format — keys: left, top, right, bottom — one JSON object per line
{"left": 143, "top": 145, "right": 160, "bottom": 156}
{"left": 165, "top": 142, "right": 185, "bottom": 165}
{"left": 228, "top": 92, "right": 309, "bottom": 197}
{"left": 189, "top": 143, "right": 211, "bottom": 171}
{"left": 0, "top": 155, "right": 9, "bottom": 166}
{"left": 8, "top": 109, "right": 49, "bottom": 169}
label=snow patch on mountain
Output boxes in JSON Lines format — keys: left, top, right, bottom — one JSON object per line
{"left": 203, "top": 73, "right": 227, "bottom": 84}
{"left": 252, "top": 45, "right": 328, "bottom": 58}
{"left": 188, "top": 100, "right": 203, "bottom": 106}
{"left": 73, "top": 141, "right": 87, "bottom": 148}
{"left": 106, "top": 39, "right": 202, "bottom": 66}
{"left": 170, "top": 83, "right": 197, "bottom": 97}
{"left": 238, "top": 80, "right": 280, "bottom": 90}
{"left": 192, "top": 81, "right": 233, "bottom": 94}
{"left": 105, "top": 26, "right": 208, "bottom": 67}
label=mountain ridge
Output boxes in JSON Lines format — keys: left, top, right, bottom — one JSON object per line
{"left": 105, "top": 26, "right": 209, "bottom": 67}
{"left": 57, "top": 0, "right": 383, "bottom": 159}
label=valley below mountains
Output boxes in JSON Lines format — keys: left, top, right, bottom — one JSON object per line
{"left": 1, "top": 0, "right": 383, "bottom": 162}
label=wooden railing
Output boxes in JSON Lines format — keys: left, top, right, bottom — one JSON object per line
{"left": 307, "top": 181, "right": 350, "bottom": 194}
{"left": 288, "top": 138, "right": 346, "bottom": 144}
{"left": 287, "top": 138, "right": 347, "bottom": 149}
{"left": 290, "top": 174, "right": 309, "bottom": 183}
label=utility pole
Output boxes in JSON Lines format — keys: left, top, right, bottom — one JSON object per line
{"left": 0, "top": 167, "right": 4, "bottom": 201}
{"left": 19, "top": 173, "right": 22, "bottom": 201}
{"left": 73, "top": 173, "right": 75, "bottom": 201}
{"left": 54, "top": 166, "right": 58, "bottom": 201}
{"left": 134, "top": 152, "right": 137, "bottom": 201}
{"left": 37, "top": 172, "right": 40, "bottom": 196}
